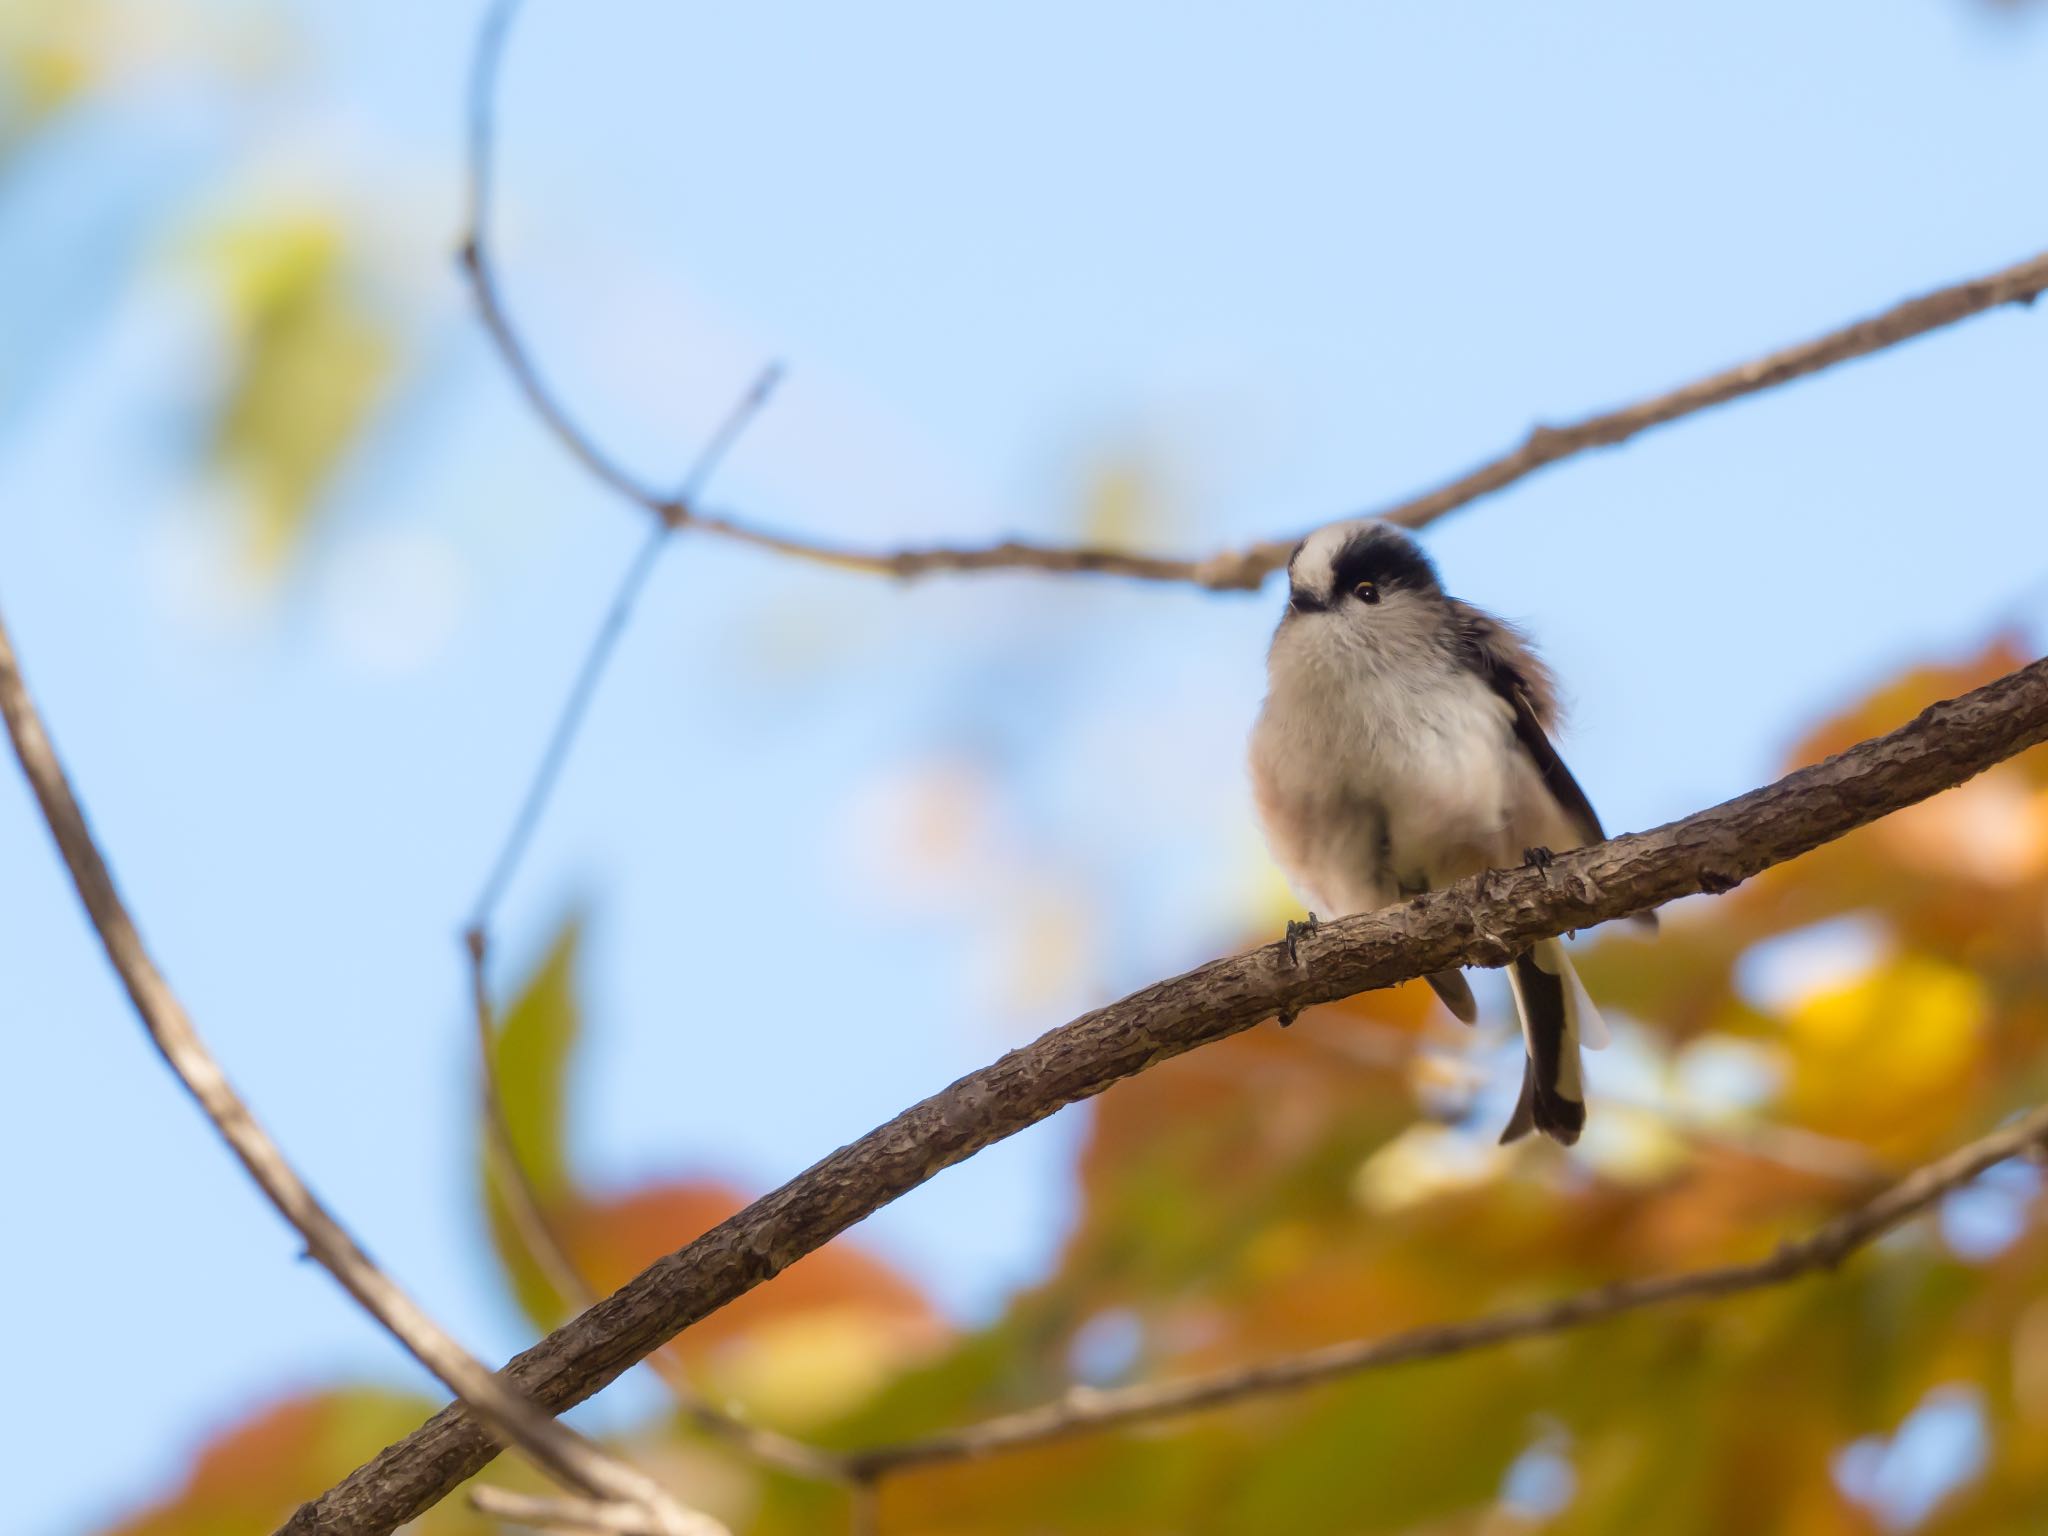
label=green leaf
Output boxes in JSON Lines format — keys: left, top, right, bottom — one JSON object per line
{"left": 198, "top": 214, "right": 397, "bottom": 566}
{"left": 482, "top": 914, "right": 584, "bottom": 1331}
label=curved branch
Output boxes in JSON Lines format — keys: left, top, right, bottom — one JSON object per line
{"left": 460, "top": 6, "right": 2048, "bottom": 589}
{"left": 845, "top": 1098, "right": 2048, "bottom": 1473}
{"left": 0, "top": 613, "right": 720, "bottom": 1536}
{"left": 283, "top": 654, "right": 2048, "bottom": 1534}
{"left": 673, "top": 250, "right": 2048, "bottom": 588}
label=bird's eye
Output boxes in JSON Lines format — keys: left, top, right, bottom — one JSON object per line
{"left": 1353, "top": 580, "right": 1380, "bottom": 605}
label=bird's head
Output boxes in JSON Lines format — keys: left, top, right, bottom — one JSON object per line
{"left": 1280, "top": 519, "right": 1446, "bottom": 639}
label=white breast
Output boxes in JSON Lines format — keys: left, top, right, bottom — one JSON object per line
{"left": 1250, "top": 637, "right": 1519, "bottom": 916}
{"left": 1348, "top": 665, "right": 1517, "bottom": 881}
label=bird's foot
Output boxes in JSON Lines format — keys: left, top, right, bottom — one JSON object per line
{"left": 1522, "top": 845, "right": 1556, "bottom": 869}
{"left": 1283, "top": 912, "right": 1319, "bottom": 966}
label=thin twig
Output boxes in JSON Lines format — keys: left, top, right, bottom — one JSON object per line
{"left": 1356, "top": 252, "right": 2048, "bottom": 537}
{"left": 657, "top": 1360, "right": 853, "bottom": 1483}
{"left": 462, "top": 0, "right": 655, "bottom": 510}
{"left": 286, "top": 653, "right": 2048, "bottom": 1535}
{"left": 677, "top": 363, "right": 788, "bottom": 511}
{"left": 842, "top": 1099, "right": 2048, "bottom": 1474}
{"left": 0, "top": 609, "right": 714, "bottom": 1536}
{"left": 555, "top": 245, "right": 2048, "bottom": 587}
{"left": 466, "top": 359, "right": 784, "bottom": 931}
{"left": 471, "top": 1486, "right": 726, "bottom": 1536}
{"left": 466, "top": 523, "right": 665, "bottom": 929}
{"left": 458, "top": 2, "right": 2048, "bottom": 589}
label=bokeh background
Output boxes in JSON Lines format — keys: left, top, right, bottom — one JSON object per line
{"left": 4, "top": 2, "right": 2047, "bottom": 1533}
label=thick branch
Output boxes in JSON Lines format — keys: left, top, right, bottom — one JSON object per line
{"left": 0, "top": 613, "right": 718, "bottom": 1536}
{"left": 458, "top": 3, "right": 2048, "bottom": 589}
{"left": 284, "top": 654, "right": 2048, "bottom": 1534}
{"left": 845, "top": 1099, "right": 2048, "bottom": 1472}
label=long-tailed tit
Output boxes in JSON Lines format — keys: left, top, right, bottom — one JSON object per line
{"left": 1249, "top": 518, "right": 1647, "bottom": 1145}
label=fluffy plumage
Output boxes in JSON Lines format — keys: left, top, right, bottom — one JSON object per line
{"left": 1249, "top": 518, "right": 1630, "bottom": 1145}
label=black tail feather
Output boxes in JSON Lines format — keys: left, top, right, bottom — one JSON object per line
{"left": 1498, "top": 948, "right": 1586, "bottom": 1146}
{"left": 1424, "top": 969, "right": 1478, "bottom": 1024}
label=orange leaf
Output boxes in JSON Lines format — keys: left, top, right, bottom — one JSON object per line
{"left": 99, "top": 1388, "right": 473, "bottom": 1536}
{"left": 561, "top": 1180, "right": 941, "bottom": 1361}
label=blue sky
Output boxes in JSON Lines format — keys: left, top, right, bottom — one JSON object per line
{"left": 2, "top": 2, "right": 2045, "bottom": 1531}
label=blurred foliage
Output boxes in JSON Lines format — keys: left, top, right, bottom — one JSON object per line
{"left": 0, "top": 0, "right": 110, "bottom": 160}
{"left": 483, "top": 917, "right": 582, "bottom": 1327}
{"left": 103, "top": 1387, "right": 490, "bottom": 1536}
{"left": 90, "top": 646, "right": 2048, "bottom": 1531}
{"left": 0, "top": 2, "right": 283, "bottom": 171}
{"left": 3, "top": 3, "right": 396, "bottom": 569}
{"left": 195, "top": 214, "right": 399, "bottom": 568}
{"left": 1077, "top": 453, "right": 1165, "bottom": 552}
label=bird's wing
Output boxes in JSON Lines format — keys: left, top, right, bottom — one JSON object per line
{"left": 1503, "top": 681, "right": 1606, "bottom": 847}
{"left": 1450, "top": 601, "right": 1605, "bottom": 848}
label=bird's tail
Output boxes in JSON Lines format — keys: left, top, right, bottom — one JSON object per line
{"left": 1498, "top": 938, "right": 1607, "bottom": 1146}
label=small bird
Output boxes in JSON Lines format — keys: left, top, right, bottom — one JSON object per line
{"left": 1248, "top": 518, "right": 1644, "bottom": 1145}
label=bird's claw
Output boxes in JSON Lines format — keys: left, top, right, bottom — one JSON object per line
{"left": 1522, "top": 845, "right": 1555, "bottom": 869}
{"left": 1283, "top": 912, "right": 1319, "bottom": 966}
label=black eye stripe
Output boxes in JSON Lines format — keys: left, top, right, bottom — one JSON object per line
{"left": 1327, "top": 530, "right": 1440, "bottom": 598}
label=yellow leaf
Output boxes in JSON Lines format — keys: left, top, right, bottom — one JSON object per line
{"left": 1077, "top": 455, "right": 1160, "bottom": 549}
{"left": 709, "top": 1309, "right": 942, "bottom": 1429}
{"left": 197, "top": 215, "right": 397, "bottom": 566}
{"left": 1786, "top": 955, "right": 1987, "bottom": 1140}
